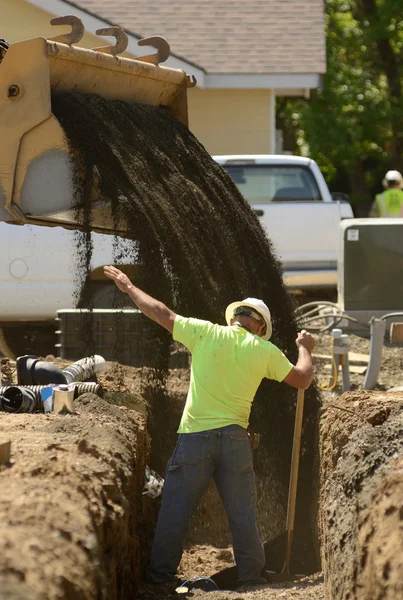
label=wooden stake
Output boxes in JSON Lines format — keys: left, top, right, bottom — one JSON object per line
{"left": 390, "top": 323, "right": 403, "bottom": 345}
{"left": 0, "top": 438, "right": 11, "bottom": 465}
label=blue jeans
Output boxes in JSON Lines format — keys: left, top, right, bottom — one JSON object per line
{"left": 147, "top": 425, "right": 265, "bottom": 584}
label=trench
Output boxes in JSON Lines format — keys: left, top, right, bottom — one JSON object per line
{"left": 1, "top": 373, "right": 403, "bottom": 599}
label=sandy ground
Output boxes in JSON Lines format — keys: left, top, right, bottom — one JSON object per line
{"left": 319, "top": 389, "right": 403, "bottom": 599}
{"left": 123, "top": 330, "right": 402, "bottom": 599}
{"left": 312, "top": 332, "right": 402, "bottom": 393}
{"left": 0, "top": 394, "right": 147, "bottom": 600}
{"left": 0, "top": 329, "right": 401, "bottom": 599}
{"left": 137, "top": 573, "right": 326, "bottom": 600}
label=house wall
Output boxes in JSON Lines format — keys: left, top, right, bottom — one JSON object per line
{"left": 188, "top": 87, "right": 275, "bottom": 155}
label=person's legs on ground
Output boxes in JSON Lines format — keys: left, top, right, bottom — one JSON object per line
{"left": 214, "top": 425, "right": 265, "bottom": 584}
{"left": 147, "top": 430, "right": 216, "bottom": 584}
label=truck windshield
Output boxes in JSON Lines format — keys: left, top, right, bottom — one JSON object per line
{"left": 222, "top": 164, "right": 322, "bottom": 203}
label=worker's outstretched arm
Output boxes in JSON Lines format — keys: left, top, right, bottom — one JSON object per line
{"left": 283, "top": 330, "right": 315, "bottom": 390}
{"left": 103, "top": 265, "right": 176, "bottom": 333}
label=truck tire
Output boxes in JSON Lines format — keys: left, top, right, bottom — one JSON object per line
{"left": 0, "top": 324, "right": 56, "bottom": 360}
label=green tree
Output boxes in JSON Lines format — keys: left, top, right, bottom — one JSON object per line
{"left": 277, "top": 0, "right": 403, "bottom": 215}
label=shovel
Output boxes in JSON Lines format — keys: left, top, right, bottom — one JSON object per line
{"left": 267, "top": 388, "right": 306, "bottom": 583}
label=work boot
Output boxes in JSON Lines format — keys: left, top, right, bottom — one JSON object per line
{"left": 144, "top": 574, "right": 181, "bottom": 590}
{"left": 236, "top": 576, "right": 268, "bottom": 588}
{"left": 139, "top": 579, "right": 180, "bottom": 599}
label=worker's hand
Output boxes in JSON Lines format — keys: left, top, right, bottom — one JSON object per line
{"left": 103, "top": 265, "right": 132, "bottom": 294}
{"left": 296, "top": 330, "right": 315, "bottom": 353}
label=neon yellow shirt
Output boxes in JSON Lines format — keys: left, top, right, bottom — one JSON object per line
{"left": 173, "top": 315, "right": 293, "bottom": 433}
{"left": 375, "top": 189, "right": 403, "bottom": 217}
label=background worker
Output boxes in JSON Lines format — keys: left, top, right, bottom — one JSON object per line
{"left": 103, "top": 264, "right": 315, "bottom": 588}
{"left": 369, "top": 170, "right": 403, "bottom": 217}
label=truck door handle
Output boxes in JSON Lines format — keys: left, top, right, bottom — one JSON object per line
{"left": 253, "top": 209, "right": 264, "bottom": 217}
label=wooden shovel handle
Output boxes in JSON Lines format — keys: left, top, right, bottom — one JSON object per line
{"left": 283, "top": 388, "right": 305, "bottom": 572}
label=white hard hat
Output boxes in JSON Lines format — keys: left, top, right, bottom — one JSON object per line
{"left": 225, "top": 297, "right": 272, "bottom": 341}
{"left": 383, "top": 170, "right": 403, "bottom": 188}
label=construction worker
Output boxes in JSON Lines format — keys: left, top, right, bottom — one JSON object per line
{"left": 103, "top": 264, "right": 315, "bottom": 589}
{"left": 369, "top": 170, "right": 403, "bottom": 217}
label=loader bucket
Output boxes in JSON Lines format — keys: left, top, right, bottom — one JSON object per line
{"left": 0, "top": 16, "right": 195, "bottom": 235}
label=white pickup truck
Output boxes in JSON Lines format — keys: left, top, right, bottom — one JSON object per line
{"left": 213, "top": 155, "right": 354, "bottom": 289}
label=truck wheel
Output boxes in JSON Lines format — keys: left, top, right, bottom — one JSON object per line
{"left": 0, "top": 324, "right": 56, "bottom": 360}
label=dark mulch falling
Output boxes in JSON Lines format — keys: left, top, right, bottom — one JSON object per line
{"left": 51, "top": 93, "right": 321, "bottom": 574}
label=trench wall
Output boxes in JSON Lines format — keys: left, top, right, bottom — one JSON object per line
{"left": 319, "top": 391, "right": 403, "bottom": 600}
{"left": 0, "top": 393, "right": 147, "bottom": 600}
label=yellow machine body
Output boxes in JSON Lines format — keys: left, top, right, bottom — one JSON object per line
{"left": 0, "top": 20, "right": 194, "bottom": 235}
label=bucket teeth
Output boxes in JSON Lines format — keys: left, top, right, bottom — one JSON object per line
{"left": 93, "top": 27, "right": 128, "bottom": 56}
{"left": 48, "top": 15, "right": 85, "bottom": 46}
{"left": 137, "top": 36, "right": 170, "bottom": 65}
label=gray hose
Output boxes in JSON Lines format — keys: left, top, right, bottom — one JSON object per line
{"left": 294, "top": 301, "right": 367, "bottom": 334}
{"left": 0, "top": 382, "right": 103, "bottom": 411}
{"left": 62, "top": 355, "right": 106, "bottom": 384}
{"left": 0, "top": 387, "right": 36, "bottom": 413}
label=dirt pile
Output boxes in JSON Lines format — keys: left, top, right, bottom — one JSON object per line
{"left": 51, "top": 93, "right": 322, "bottom": 572}
{"left": 0, "top": 393, "right": 147, "bottom": 600}
{"left": 319, "top": 390, "right": 403, "bottom": 599}
{"left": 2, "top": 349, "right": 402, "bottom": 599}
{"left": 354, "top": 457, "right": 403, "bottom": 599}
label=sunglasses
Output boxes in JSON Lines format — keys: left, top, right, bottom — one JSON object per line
{"left": 234, "top": 306, "right": 263, "bottom": 322}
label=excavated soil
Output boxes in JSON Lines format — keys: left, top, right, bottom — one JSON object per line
{"left": 355, "top": 457, "right": 403, "bottom": 600}
{"left": 1, "top": 338, "right": 402, "bottom": 599}
{"left": 319, "top": 390, "right": 403, "bottom": 600}
{"left": 0, "top": 392, "right": 147, "bottom": 600}
{"left": 137, "top": 573, "right": 326, "bottom": 600}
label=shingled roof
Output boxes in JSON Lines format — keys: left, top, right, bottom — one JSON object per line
{"left": 62, "top": 0, "right": 326, "bottom": 76}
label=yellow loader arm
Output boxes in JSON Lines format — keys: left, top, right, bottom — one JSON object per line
{"left": 0, "top": 16, "right": 195, "bottom": 234}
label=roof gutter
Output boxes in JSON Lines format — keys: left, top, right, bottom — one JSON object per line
{"left": 205, "top": 73, "right": 324, "bottom": 90}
